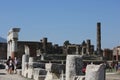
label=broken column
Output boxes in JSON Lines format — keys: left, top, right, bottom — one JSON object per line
{"left": 22, "top": 54, "right": 29, "bottom": 76}
{"left": 76, "top": 46, "right": 79, "bottom": 54}
{"left": 86, "top": 39, "right": 91, "bottom": 55}
{"left": 66, "top": 55, "right": 83, "bottom": 80}
{"left": 25, "top": 45, "right": 30, "bottom": 55}
{"left": 82, "top": 47, "right": 86, "bottom": 55}
{"left": 85, "top": 64, "right": 105, "bottom": 80}
{"left": 28, "top": 57, "right": 34, "bottom": 79}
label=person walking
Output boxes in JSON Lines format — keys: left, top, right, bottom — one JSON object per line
{"left": 6, "top": 56, "right": 14, "bottom": 74}
{"left": 8, "top": 59, "right": 14, "bottom": 74}
{"left": 6, "top": 56, "right": 12, "bottom": 73}
{"left": 14, "top": 57, "right": 18, "bottom": 74}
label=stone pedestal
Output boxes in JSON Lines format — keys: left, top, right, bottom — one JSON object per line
{"left": 33, "top": 68, "right": 47, "bottom": 80}
{"left": 22, "top": 54, "right": 29, "bottom": 76}
{"left": 66, "top": 55, "right": 83, "bottom": 80}
{"left": 28, "top": 57, "right": 34, "bottom": 79}
{"left": 45, "top": 63, "right": 65, "bottom": 80}
{"left": 45, "top": 71, "right": 59, "bottom": 80}
{"left": 85, "top": 64, "right": 105, "bottom": 80}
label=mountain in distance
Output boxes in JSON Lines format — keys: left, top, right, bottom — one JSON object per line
{"left": 0, "top": 37, "right": 7, "bottom": 43}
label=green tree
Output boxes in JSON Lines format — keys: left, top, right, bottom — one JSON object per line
{"left": 63, "top": 40, "right": 71, "bottom": 47}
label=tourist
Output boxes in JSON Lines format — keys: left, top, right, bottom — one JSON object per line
{"left": 6, "top": 56, "right": 14, "bottom": 74}
{"left": 115, "top": 63, "right": 118, "bottom": 71}
{"left": 118, "top": 63, "right": 120, "bottom": 71}
{"left": 8, "top": 59, "right": 14, "bottom": 74}
{"left": 6, "top": 56, "right": 12, "bottom": 73}
{"left": 14, "top": 57, "right": 18, "bottom": 73}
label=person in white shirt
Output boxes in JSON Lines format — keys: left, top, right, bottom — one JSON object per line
{"left": 14, "top": 57, "right": 18, "bottom": 73}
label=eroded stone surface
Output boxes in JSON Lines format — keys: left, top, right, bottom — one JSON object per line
{"left": 85, "top": 64, "right": 105, "bottom": 80}
{"left": 66, "top": 55, "right": 83, "bottom": 80}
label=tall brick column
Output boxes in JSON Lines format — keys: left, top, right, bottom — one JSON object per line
{"left": 11, "top": 39, "right": 18, "bottom": 59}
{"left": 86, "top": 39, "right": 91, "bottom": 55}
{"left": 97, "top": 22, "right": 101, "bottom": 55}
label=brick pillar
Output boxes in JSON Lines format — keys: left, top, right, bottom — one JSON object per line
{"left": 116, "top": 50, "right": 119, "bottom": 61}
{"left": 11, "top": 39, "right": 17, "bottom": 59}
{"left": 7, "top": 41, "right": 10, "bottom": 59}
{"left": 42, "top": 37, "right": 47, "bottom": 53}
{"left": 97, "top": 22, "right": 101, "bottom": 55}
{"left": 86, "top": 39, "right": 91, "bottom": 55}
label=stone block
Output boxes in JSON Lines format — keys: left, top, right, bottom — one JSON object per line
{"left": 45, "top": 71, "right": 60, "bottom": 80}
{"left": 22, "top": 54, "right": 29, "bottom": 76}
{"left": 85, "top": 64, "right": 105, "bottom": 80}
{"left": 45, "top": 63, "right": 65, "bottom": 74}
{"left": 27, "top": 68, "right": 34, "bottom": 79}
{"left": 73, "top": 76, "right": 85, "bottom": 80}
{"left": 33, "top": 62, "right": 45, "bottom": 69}
{"left": 17, "top": 69, "right": 22, "bottom": 75}
{"left": 23, "top": 69, "right": 28, "bottom": 78}
{"left": 66, "top": 55, "right": 83, "bottom": 80}
{"left": 33, "top": 68, "right": 47, "bottom": 80}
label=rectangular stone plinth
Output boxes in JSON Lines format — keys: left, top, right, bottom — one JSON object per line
{"left": 33, "top": 68, "right": 47, "bottom": 80}
{"left": 45, "top": 63, "right": 65, "bottom": 74}
{"left": 85, "top": 64, "right": 105, "bottom": 80}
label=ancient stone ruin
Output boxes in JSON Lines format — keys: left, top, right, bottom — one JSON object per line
{"left": 6, "top": 23, "right": 106, "bottom": 80}
{"left": 21, "top": 44, "right": 105, "bottom": 80}
{"left": 20, "top": 53, "right": 105, "bottom": 80}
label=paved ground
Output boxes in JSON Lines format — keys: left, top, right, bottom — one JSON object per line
{"left": 106, "top": 72, "right": 120, "bottom": 80}
{"left": 0, "top": 69, "right": 33, "bottom": 80}
{"left": 0, "top": 69, "right": 120, "bottom": 80}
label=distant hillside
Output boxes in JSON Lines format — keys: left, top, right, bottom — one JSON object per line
{"left": 0, "top": 37, "right": 7, "bottom": 43}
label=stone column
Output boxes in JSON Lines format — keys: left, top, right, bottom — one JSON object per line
{"left": 82, "top": 47, "right": 86, "bottom": 55}
{"left": 66, "top": 55, "right": 83, "bottom": 80}
{"left": 28, "top": 57, "right": 34, "bottom": 79}
{"left": 116, "top": 49, "right": 119, "bottom": 61}
{"left": 42, "top": 37, "right": 47, "bottom": 53}
{"left": 97, "top": 22, "right": 101, "bottom": 55}
{"left": 11, "top": 39, "right": 17, "bottom": 59}
{"left": 22, "top": 54, "right": 29, "bottom": 77}
{"left": 76, "top": 46, "right": 79, "bottom": 55}
{"left": 7, "top": 41, "right": 10, "bottom": 59}
{"left": 7, "top": 28, "right": 20, "bottom": 59}
{"left": 25, "top": 45, "right": 30, "bottom": 55}
{"left": 10, "top": 41, "right": 12, "bottom": 57}
{"left": 91, "top": 45, "right": 94, "bottom": 55}
{"left": 86, "top": 39, "right": 91, "bottom": 55}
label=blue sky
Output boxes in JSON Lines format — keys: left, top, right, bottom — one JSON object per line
{"left": 0, "top": 0, "right": 120, "bottom": 49}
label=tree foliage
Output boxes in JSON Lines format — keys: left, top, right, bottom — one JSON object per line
{"left": 63, "top": 40, "right": 71, "bottom": 46}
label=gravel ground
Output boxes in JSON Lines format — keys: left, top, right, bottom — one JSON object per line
{"left": 106, "top": 73, "right": 120, "bottom": 80}
{"left": 0, "top": 69, "right": 33, "bottom": 80}
{"left": 0, "top": 69, "right": 120, "bottom": 80}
